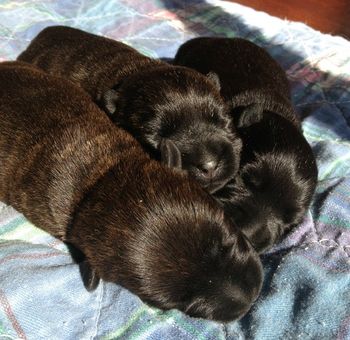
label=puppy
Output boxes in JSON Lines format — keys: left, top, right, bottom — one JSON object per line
{"left": 0, "top": 62, "right": 263, "bottom": 322}
{"left": 174, "top": 37, "right": 297, "bottom": 126}
{"left": 18, "top": 26, "right": 242, "bottom": 194}
{"left": 175, "top": 37, "right": 318, "bottom": 253}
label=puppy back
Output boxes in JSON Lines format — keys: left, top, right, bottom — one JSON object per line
{"left": 175, "top": 37, "right": 299, "bottom": 126}
{"left": 18, "top": 26, "right": 162, "bottom": 99}
{"left": 67, "top": 158, "right": 263, "bottom": 321}
{"left": 0, "top": 62, "right": 264, "bottom": 321}
{"left": 0, "top": 61, "right": 144, "bottom": 237}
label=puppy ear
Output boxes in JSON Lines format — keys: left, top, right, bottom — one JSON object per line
{"left": 79, "top": 260, "right": 100, "bottom": 292}
{"left": 207, "top": 72, "right": 221, "bottom": 91}
{"left": 101, "top": 88, "right": 119, "bottom": 115}
{"left": 160, "top": 139, "right": 182, "bottom": 169}
{"left": 237, "top": 103, "right": 264, "bottom": 128}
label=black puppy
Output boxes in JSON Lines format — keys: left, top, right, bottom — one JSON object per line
{"left": 0, "top": 61, "right": 263, "bottom": 322}
{"left": 175, "top": 37, "right": 318, "bottom": 253}
{"left": 174, "top": 37, "right": 297, "bottom": 127}
{"left": 18, "top": 26, "right": 242, "bottom": 194}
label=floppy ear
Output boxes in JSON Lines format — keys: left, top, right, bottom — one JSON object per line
{"left": 160, "top": 139, "right": 182, "bottom": 169}
{"left": 101, "top": 88, "right": 119, "bottom": 115}
{"left": 207, "top": 72, "right": 221, "bottom": 91}
{"left": 237, "top": 103, "right": 264, "bottom": 128}
{"left": 79, "top": 260, "right": 100, "bottom": 292}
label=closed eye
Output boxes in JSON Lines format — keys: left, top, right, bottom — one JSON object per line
{"left": 242, "top": 173, "right": 263, "bottom": 190}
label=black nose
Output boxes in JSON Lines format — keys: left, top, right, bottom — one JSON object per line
{"left": 198, "top": 160, "right": 219, "bottom": 178}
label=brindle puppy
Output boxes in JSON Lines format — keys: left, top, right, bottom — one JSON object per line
{"left": 175, "top": 37, "right": 318, "bottom": 253}
{"left": 0, "top": 62, "right": 263, "bottom": 322}
{"left": 18, "top": 26, "right": 242, "bottom": 194}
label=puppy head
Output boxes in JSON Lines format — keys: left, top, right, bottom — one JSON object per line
{"left": 181, "top": 230, "right": 263, "bottom": 321}
{"left": 218, "top": 149, "right": 315, "bottom": 253}
{"left": 75, "top": 169, "right": 263, "bottom": 322}
{"left": 224, "top": 155, "right": 315, "bottom": 252}
{"left": 215, "top": 114, "right": 318, "bottom": 253}
{"left": 123, "top": 200, "right": 263, "bottom": 322}
{"left": 160, "top": 119, "right": 241, "bottom": 194}
{"left": 102, "top": 66, "right": 242, "bottom": 193}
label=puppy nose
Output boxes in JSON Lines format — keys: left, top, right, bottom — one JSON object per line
{"left": 199, "top": 160, "right": 218, "bottom": 178}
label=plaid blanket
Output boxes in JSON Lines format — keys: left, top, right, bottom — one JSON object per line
{"left": 0, "top": 0, "right": 349, "bottom": 339}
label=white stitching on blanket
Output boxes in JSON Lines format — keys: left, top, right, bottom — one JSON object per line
{"left": 308, "top": 239, "right": 350, "bottom": 258}
{"left": 300, "top": 239, "right": 350, "bottom": 260}
{"left": 297, "top": 201, "right": 350, "bottom": 258}
{"left": 222, "top": 324, "right": 228, "bottom": 340}
{"left": 302, "top": 221, "right": 350, "bottom": 258}
{"left": 281, "top": 217, "right": 350, "bottom": 260}
{"left": 91, "top": 282, "right": 104, "bottom": 340}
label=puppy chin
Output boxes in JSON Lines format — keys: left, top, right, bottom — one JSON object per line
{"left": 195, "top": 176, "right": 232, "bottom": 194}
{"left": 190, "top": 165, "right": 236, "bottom": 194}
{"left": 207, "top": 180, "right": 231, "bottom": 194}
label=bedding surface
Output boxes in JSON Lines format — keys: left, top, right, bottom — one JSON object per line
{"left": 0, "top": 0, "right": 350, "bottom": 339}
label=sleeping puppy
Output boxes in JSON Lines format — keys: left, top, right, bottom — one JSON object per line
{"left": 174, "top": 37, "right": 297, "bottom": 127}
{"left": 175, "top": 37, "right": 318, "bottom": 253}
{"left": 0, "top": 61, "right": 263, "bottom": 322}
{"left": 213, "top": 114, "right": 317, "bottom": 252}
{"left": 17, "top": 26, "right": 242, "bottom": 194}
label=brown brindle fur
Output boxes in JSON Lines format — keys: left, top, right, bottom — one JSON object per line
{"left": 0, "top": 62, "right": 263, "bottom": 322}
{"left": 18, "top": 27, "right": 162, "bottom": 101}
